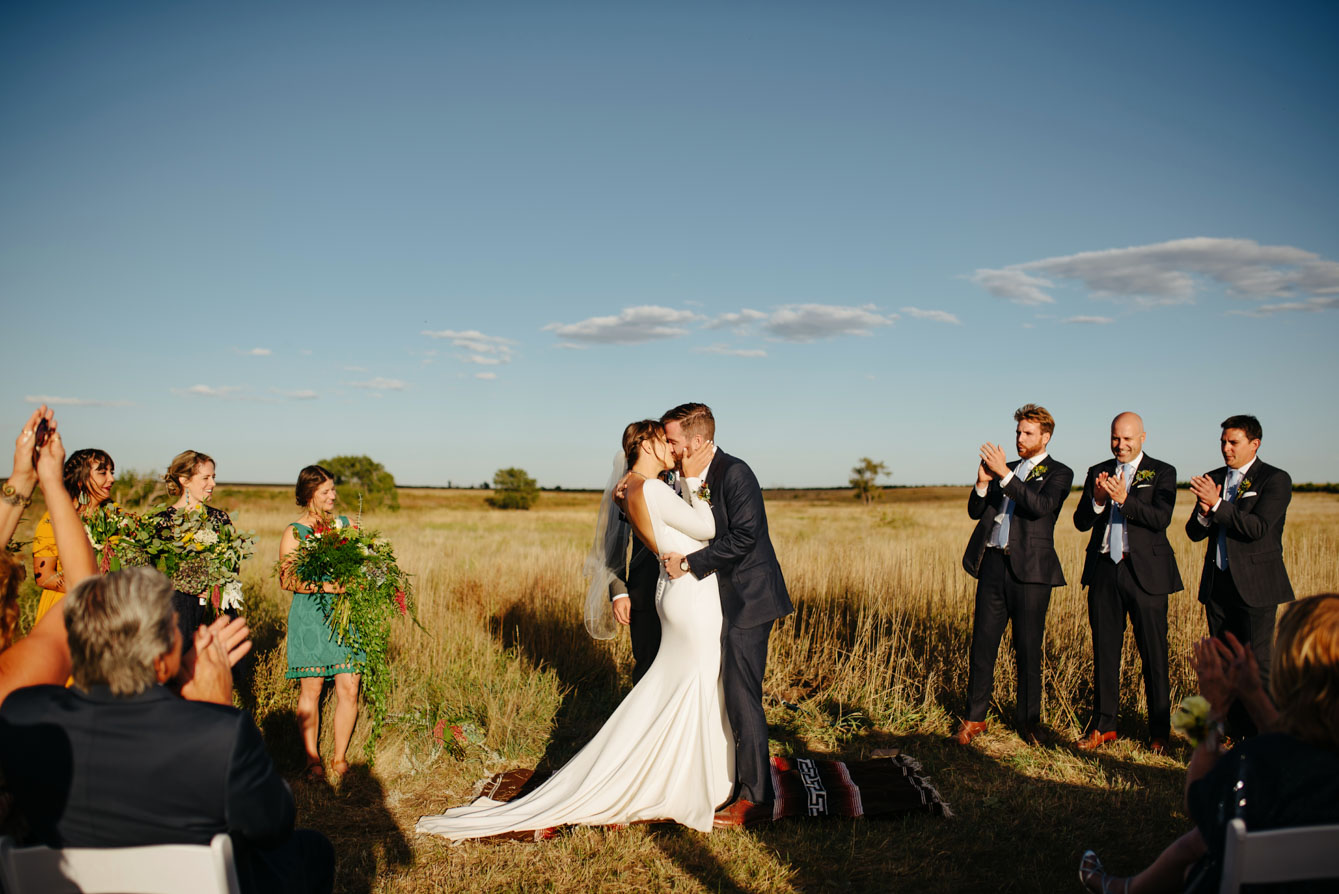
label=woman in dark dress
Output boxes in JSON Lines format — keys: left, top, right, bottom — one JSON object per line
{"left": 157, "top": 450, "right": 234, "bottom": 644}
{"left": 1078, "top": 593, "right": 1339, "bottom": 893}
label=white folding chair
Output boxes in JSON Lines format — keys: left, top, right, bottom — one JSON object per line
{"left": 0, "top": 832, "right": 241, "bottom": 894}
{"left": 1218, "top": 816, "right": 1339, "bottom": 893}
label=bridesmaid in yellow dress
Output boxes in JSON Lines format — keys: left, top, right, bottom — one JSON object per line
{"left": 31, "top": 448, "right": 115, "bottom": 622}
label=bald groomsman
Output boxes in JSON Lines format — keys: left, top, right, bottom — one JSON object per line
{"left": 1073, "top": 412, "right": 1183, "bottom": 753}
{"left": 956, "top": 404, "right": 1073, "bottom": 746}
{"left": 1187, "top": 415, "right": 1294, "bottom": 737}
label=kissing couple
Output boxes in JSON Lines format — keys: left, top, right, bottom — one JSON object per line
{"left": 415, "top": 403, "right": 792, "bottom": 839}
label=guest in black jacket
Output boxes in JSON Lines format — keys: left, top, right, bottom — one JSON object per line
{"left": 0, "top": 567, "right": 332, "bottom": 894}
{"left": 956, "top": 403, "right": 1073, "bottom": 746}
{"left": 1073, "top": 412, "right": 1184, "bottom": 752}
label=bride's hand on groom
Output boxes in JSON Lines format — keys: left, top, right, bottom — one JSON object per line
{"left": 613, "top": 471, "right": 636, "bottom": 508}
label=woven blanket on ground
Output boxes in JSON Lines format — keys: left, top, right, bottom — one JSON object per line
{"left": 465, "top": 753, "right": 950, "bottom": 841}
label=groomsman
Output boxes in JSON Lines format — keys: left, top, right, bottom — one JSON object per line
{"left": 956, "top": 404, "right": 1073, "bottom": 745}
{"left": 1073, "top": 412, "right": 1183, "bottom": 753}
{"left": 1186, "top": 415, "right": 1294, "bottom": 736}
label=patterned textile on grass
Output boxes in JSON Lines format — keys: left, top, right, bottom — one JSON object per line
{"left": 461, "top": 753, "right": 952, "bottom": 842}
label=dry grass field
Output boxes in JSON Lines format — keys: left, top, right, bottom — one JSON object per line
{"left": 14, "top": 485, "right": 1339, "bottom": 892}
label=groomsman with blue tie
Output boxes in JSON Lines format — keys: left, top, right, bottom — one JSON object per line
{"left": 1187, "top": 415, "right": 1294, "bottom": 736}
{"left": 1073, "top": 412, "right": 1183, "bottom": 753}
{"left": 955, "top": 404, "right": 1073, "bottom": 746}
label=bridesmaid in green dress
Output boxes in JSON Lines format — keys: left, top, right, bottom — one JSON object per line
{"left": 280, "top": 464, "right": 363, "bottom": 780}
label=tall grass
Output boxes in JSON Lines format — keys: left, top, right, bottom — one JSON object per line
{"left": 14, "top": 485, "right": 1339, "bottom": 891}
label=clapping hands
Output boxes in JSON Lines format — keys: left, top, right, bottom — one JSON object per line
{"left": 978, "top": 443, "right": 1009, "bottom": 481}
{"left": 177, "top": 614, "right": 253, "bottom": 705}
{"left": 1094, "top": 468, "right": 1128, "bottom": 506}
{"left": 1191, "top": 632, "right": 1263, "bottom": 720}
{"left": 1189, "top": 475, "right": 1221, "bottom": 515}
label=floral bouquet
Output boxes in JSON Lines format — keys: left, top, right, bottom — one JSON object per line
{"left": 142, "top": 507, "right": 255, "bottom": 612}
{"left": 83, "top": 503, "right": 148, "bottom": 573}
{"left": 282, "top": 517, "right": 417, "bottom": 757}
{"left": 1171, "top": 694, "right": 1215, "bottom": 746}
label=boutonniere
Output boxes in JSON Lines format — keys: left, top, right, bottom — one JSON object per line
{"left": 1134, "top": 469, "right": 1155, "bottom": 484}
{"left": 695, "top": 483, "right": 712, "bottom": 505}
{"left": 1026, "top": 464, "right": 1047, "bottom": 482}
{"left": 1238, "top": 477, "right": 1252, "bottom": 495}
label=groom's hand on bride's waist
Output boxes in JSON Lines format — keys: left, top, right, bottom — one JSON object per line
{"left": 662, "top": 552, "right": 689, "bottom": 579}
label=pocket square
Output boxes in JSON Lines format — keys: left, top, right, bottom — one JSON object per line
{"left": 1135, "top": 484, "right": 1151, "bottom": 489}
{"left": 1240, "top": 491, "right": 1257, "bottom": 498}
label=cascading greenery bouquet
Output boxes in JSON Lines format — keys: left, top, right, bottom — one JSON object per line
{"left": 83, "top": 503, "right": 145, "bottom": 573}
{"left": 280, "top": 516, "right": 417, "bottom": 757}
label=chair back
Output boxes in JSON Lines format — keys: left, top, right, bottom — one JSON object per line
{"left": 1218, "top": 817, "right": 1339, "bottom": 893}
{"left": 0, "top": 833, "right": 240, "bottom": 894}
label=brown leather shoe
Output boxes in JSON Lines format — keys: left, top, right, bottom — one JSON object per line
{"left": 712, "top": 798, "right": 773, "bottom": 828}
{"left": 1149, "top": 738, "right": 1168, "bottom": 755}
{"left": 1075, "top": 730, "right": 1118, "bottom": 751}
{"left": 952, "top": 720, "right": 988, "bottom": 745}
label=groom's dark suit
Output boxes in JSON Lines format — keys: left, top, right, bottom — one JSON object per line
{"left": 1073, "top": 454, "right": 1183, "bottom": 741}
{"left": 961, "top": 454, "right": 1073, "bottom": 731}
{"left": 1186, "top": 457, "right": 1293, "bottom": 734}
{"left": 686, "top": 449, "right": 792, "bottom": 804}
{"left": 610, "top": 535, "right": 662, "bottom": 683}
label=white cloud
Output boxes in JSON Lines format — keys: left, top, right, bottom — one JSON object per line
{"left": 1063, "top": 316, "right": 1115, "bottom": 325}
{"left": 761, "top": 304, "right": 896, "bottom": 342}
{"left": 345, "top": 377, "right": 408, "bottom": 391}
{"left": 693, "top": 343, "right": 768, "bottom": 358}
{"left": 901, "top": 306, "right": 962, "bottom": 325}
{"left": 271, "top": 388, "right": 318, "bottom": 400}
{"left": 543, "top": 306, "right": 699, "bottom": 345}
{"left": 179, "top": 384, "right": 244, "bottom": 398}
{"left": 475, "top": 372, "right": 498, "bottom": 380}
{"left": 24, "top": 395, "right": 134, "bottom": 408}
{"left": 244, "top": 347, "right": 272, "bottom": 357}
{"left": 973, "top": 238, "right": 1339, "bottom": 308}
{"left": 968, "top": 269, "right": 1056, "bottom": 306}
{"left": 705, "top": 309, "right": 768, "bottom": 332}
{"left": 555, "top": 342, "right": 588, "bottom": 351}
{"left": 1230, "top": 296, "right": 1339, "bottom": 317}
{"left": 422, "top": 328, "right": 517, "bottom": 366}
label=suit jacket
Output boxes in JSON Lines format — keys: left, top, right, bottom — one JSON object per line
{"left": 0, "top": 684, "right": 295, "bottom": 854}
{"left": 962, "top": 456, "right": 1074, "bottom": 587}
{"left": 686, "top": 449, "right": 792, "bottom": 628}
{"left": 1185, "top": 458, "right": 1294, "bottom": 607}
{"left": 1074, "top": 454, "right": 1184, "bottom": 595}
{"left": 609, "top": 536, "right": 660, "bottom": 612}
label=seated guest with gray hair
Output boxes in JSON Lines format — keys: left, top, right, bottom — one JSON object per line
{"left": 0, "top": 567, "right": 333, "bottom": 894}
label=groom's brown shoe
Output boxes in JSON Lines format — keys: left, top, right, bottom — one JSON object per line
{"left": 712, "top": 799, "right": 773, "bottom": 828}
{"left": 952, "top": 720, "right": 988, "bottom": 745}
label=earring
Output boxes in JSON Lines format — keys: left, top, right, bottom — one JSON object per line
{"left": 78, "top": 491, "right": 89, "bottom": 506}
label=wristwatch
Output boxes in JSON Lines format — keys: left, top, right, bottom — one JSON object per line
{"left": 679, "top": 558, "right": 690, "bottom": 574}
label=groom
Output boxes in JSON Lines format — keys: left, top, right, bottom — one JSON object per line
{"left": 659, "top": 403, "right": 792, "bottom": 828}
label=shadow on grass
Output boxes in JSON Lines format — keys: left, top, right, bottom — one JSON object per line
{"left": 489, "top": 599, "right": 626, "bottom": 770}
{"left": 294, "top": 763, "right": 413, "bottom": 894}
{"left": 648, "top": 825, "right": 752, "bottom": 894}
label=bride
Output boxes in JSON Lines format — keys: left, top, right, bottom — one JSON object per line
{"left": 415, "top": 420, "right": 733, "bottom": 839}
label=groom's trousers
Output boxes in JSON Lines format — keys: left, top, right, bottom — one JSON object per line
{"left": 723, "top": 620, "right": 774, "bottom": 804}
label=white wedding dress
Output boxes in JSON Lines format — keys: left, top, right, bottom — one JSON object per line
{"left": 415, "top": 478, "right": 734, "bottom": 839}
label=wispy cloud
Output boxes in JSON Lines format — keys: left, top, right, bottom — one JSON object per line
{"left": 176, "top": 384, "right": 245, "bottom": 398}
{"left": 25, "top": 395, "right": 135, "bottom": 408}
{"left": 971, "top": 238, "right": 1339, "bottom": 308}
{"left": 543, "top": 306, "right": 699, "bottom": 345}
{"left": 271, "top": 388, "right": 318, "bottom": 400}
{"left": 475, "top": 372, "right": 497, "bottom": 380}
{"left": 345, "top": 377, "right": 408, "bottom": 391}
{"left": 704, "top": 309, "right": 768, "bottom": 333}
{"left": 1229, "top": 296, "right": 1339, "bottom": 317}
{"left": 760, "top": 304, "right": 896, "bottom": 342}
{"left": 693, "top": 343, "right": 768, "bottom": 358}
{"left": 422, "top": 328, "right": 517, "bottom": 367}
{"left": 1064, "top": 315, "right": 1115, "bottom": 325}
{"left": 240, "top": 347, "right": 272, "bottom": 357}
{"left": 901, "top": 306, "right": 961, "bottom": 325}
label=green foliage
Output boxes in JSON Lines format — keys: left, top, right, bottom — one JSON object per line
{"left": 850, "top": 457, "right": 890, "bottom": 505}
{"left": 486, "top": 467, "right": 539, "bottom": 510}
{"left": 318, "top": 454, "right": 400, "bottom": 512}
{"left": 110, "top": 470, "right": 162, "bottom": 508}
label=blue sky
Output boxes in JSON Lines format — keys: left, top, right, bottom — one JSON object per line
{"left": 3, "top": 1, "right": 1337, "bottom": 488}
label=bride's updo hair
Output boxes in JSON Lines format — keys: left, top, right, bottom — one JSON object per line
{"left": 622, "top": 420, "right": 665, "bottom": 470}
{"left": 163, "top": 450, "right": 214, "bottom": 497}
{"left": 295, "top": 464, "right": 335, "bottom": 508}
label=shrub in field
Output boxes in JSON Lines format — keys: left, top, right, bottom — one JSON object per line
{"left": 110, "top": 469, "right": 161, "bottom": 508}
{"left": 849, "top": 457, "right": 890, "bottom": 504}
{"left": 487, "top": 467, "right": 539, "bottom": 510}
{"left": 319, "top": 454, "right": 400, "bottom": 512}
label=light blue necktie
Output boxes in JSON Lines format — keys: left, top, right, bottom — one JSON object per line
{"left": 1215, "top": 469, "right": 1243, "bottom": 570}
{"left": 1108, "top": 463, "right": 1133, "bottom": 563}
{"left": 994, "top": 459, "right": 1032, "bottom": 549}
